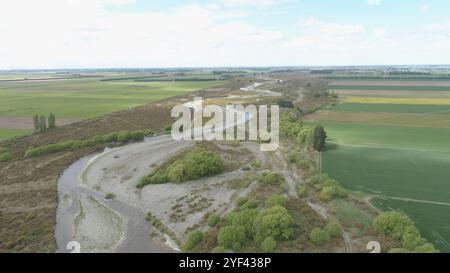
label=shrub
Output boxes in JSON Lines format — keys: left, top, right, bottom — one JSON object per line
{"left": 296, "top": 184, "right": 308, "bottom": 198}
{"left": 207, "top": 214, "right": 220, "bottom": 228}
{"left": 137, "top": 170, "right": 169, "bottom": 187}
{"left": 253, "top": 205, "right": 294, "bottom": 243}
{"left": 184, "top": 230, "right": 204, "bottom": 252}
{"left": 93, "top": 135, "right": 105, "bottom": 144}
{"left": 324, "top": 222, "right": 342, "bottom": 238}
{"left": 167, "top": 162, "right": 185, "bottom": 183}
{"left": 211, "top": 246, "right": 226, "bottom": 253}
{"left": 310, "top": 228, "right": 330, "bottom": 245}
{"left": 260, "top": 237, "right": 277, "bottom": 253}
{"left": 373, "top": 211, "right": 415, "bottom": 241}
{"left": 218, "top": 225, "right": 246, "bottom": 250}
{"left": 319, "top": 185, "right": 347, "bottom": 201}
{"left": 0, "top": 152, "right": 12, "bottom": 162}
{"left": 105, "top": 193, "right": 116, "bottom": 199}
{"left": 373, "top": 211, "right": 438, "bottom": 252}
{"left": 81, "top": 139, "right": 96, "bottom": 147}
{"left": 144, "top": 129, "right": 155, "bottom": 137}
{"left": 117, "top": 131, "right": 131, "bottom": 142}
{"left": 265, "top": 195, "right": 287, "bottom": 208}
{"left": 104, "top": 132, "right": 119, "bottom": 142}
{"left": 138, "top": 147, "right": 224, "bottom": 188}
{"left": 0, "top": 147, "right": 9, "bottom": 154}
{"left": 182, "top": 147, "right": 224, "bottom": 180}
{"left": 259, "top": 172, "right": 283, "bottom": 185}
{"left": 236, "top": 197, "right": 249, "bottom": 207}
{"left": 129, "top": 130, "right": 145, "bottom": 141}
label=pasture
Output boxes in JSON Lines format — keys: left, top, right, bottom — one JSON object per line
{"left": 317, "top": 78, "right": 450, "bottom": 252}
{"left": 0, "top": 73, "right": 226, "bottom": 139}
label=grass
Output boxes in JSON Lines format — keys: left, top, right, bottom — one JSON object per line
{"left": 329, "top": 85, "right": 450, "bottom": 92}
{"left": 310, "top": 122, "right": 450, "bottom": 150}
{"left": 323, "top": 145, "right": 450, "bottom": 203}
{"left": 0, "top": 129, "right": 30, "bottom": 140}
{"left": 332, "top": 103, "right": 450, "bottom": 114}
{"left": 0, "top": 78, "right": 224, "bottom": 119}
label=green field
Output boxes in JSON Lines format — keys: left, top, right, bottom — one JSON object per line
{"left": 319, "top": 80, "right": 450, "bottom": 252}
{"left": 0, "top": 78, "right": 224, "bottom": 118}
{"left": 0, "top": 129, "right": 30, "bottom": 140}
{"left": 329, "top": 85, "right": 450, "bottom": 92}
{"left": 332, "top": 103, "right": 450, "bottom": 114}
{"left": 318, "top": 122, "right": 450, "bottom": 150}
{"left": 322, "top": 127, "right": 450, "bottom": 252}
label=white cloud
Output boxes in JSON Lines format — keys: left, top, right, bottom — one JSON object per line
{"left": 420, "top": 4, "right": 431, "bottom": 12}
{"left": 423, "top": 22, "right": 450, "bottom": 32}
{"left": 0, "top": 1, "right": 449, "bottom": 68}
{"left": 219, "top": 0, "right": 289, "bottom": 8}
{"left": 373, "top": 28, "right": 387, "bottom": 39}
{"left": 366, "top": 0, "right": 382, "bottom": 6}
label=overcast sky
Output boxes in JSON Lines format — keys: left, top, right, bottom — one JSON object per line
{"left": 1, "top": 0, "right": 449, "bottom": 69}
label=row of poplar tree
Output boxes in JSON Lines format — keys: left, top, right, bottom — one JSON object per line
{"left": 33, "top": 113, "right": 56, "bottom": 133}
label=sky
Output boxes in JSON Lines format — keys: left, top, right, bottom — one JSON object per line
{"left": 0, "top": 0, "right": 450, "bottom": 69}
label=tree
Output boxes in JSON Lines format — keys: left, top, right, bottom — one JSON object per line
{"left": 310, "top": 227, "right": 330, "bottom": 245}
{"left": 33, "top": 114, "right": 39, "bottom": 132}
{"left": 39, "top": 115, "right": 47, "bottom": 132}
{"left": 312, "top": 125, "right": 327, "bottom": 151}
{"left": 48, "top": 113, "right": 56, "bottom": 129}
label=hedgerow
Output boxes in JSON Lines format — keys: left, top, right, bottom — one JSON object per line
{"left": 24, "top": 129, "right": 151, "bottom": 158}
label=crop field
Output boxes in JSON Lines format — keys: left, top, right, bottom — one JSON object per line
{"left": 332, "top": 103, "right": 450, "bottom": 114}
{"left": 329, "top": 85, "right": 450, "bottom": 92}
{"left": 0, "top": 73, "right": 225, "bottom": 139}
{"left": 343, "top": 97, "right": 450, "bottom": 105}
{"left": 313, "top": 79, "right": 450, "bottom": 252}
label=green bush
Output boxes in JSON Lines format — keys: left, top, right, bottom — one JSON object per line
{"left": 211, "top": 246, "right": 227, "bottom": 253}
{"left": 184, "top": 230, "right": 204, "bottom": 252}
{"left": 310, "top": 227, "right": 330, "bottom": 245}
{"left": 296, "top": 184, "right": 308, "bottom": 198}
{"left": 373, "top": 211, "right": 438, "bottom": 252}
{"left": 137, "top": 147, "right": 224, "bottom": 188}
{"left": 24, "top": 129, "right": 148, "bottom": 158}
{"left": 218, "top": 225, "right": 246, "bottom": 250}
{"left": 104, "top": 132, "right": 119, "bottom": 142}
{"left": 129, "top": 130, "right": 145, "bottom": 141}
{"left": 0, "top": 152, "right": 12, "bottom": 162}
{"left": 167, "top": 162, "right": 185, "bottom": 183}
{"left": 259, "top": 172, "right": 283, "bottom": 185}
{"left": 265, "top": 195, "right": 287, "bottom": 208}
{"left": 207, "top": 214, "right": 220, "bottom": 228}
{"left": 0, "top": 147, "right": 9, "bottom": 154}
{"left": 324, "top": 222, "right": 342, "bottom": 238}
{"left": 253, "top": 205, "right": 294, "bottom": 243}
{"left": 319, "top": 185, "right": 347, "bottom": 201}
{"left": 117, "top": 131, "right": 131, "bottom": 142}
{"left": 105, "top": 193, "right": 116, "bottom": 199}
{"left": 260, "top": 237, "right": 277, "bottom": 253}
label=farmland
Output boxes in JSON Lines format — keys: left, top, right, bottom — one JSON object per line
{"left": 310, "top": 77, "right": 450, "bottom": 252}
{"left": 0, "top": 72, "right": 226, "bottom": 139}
